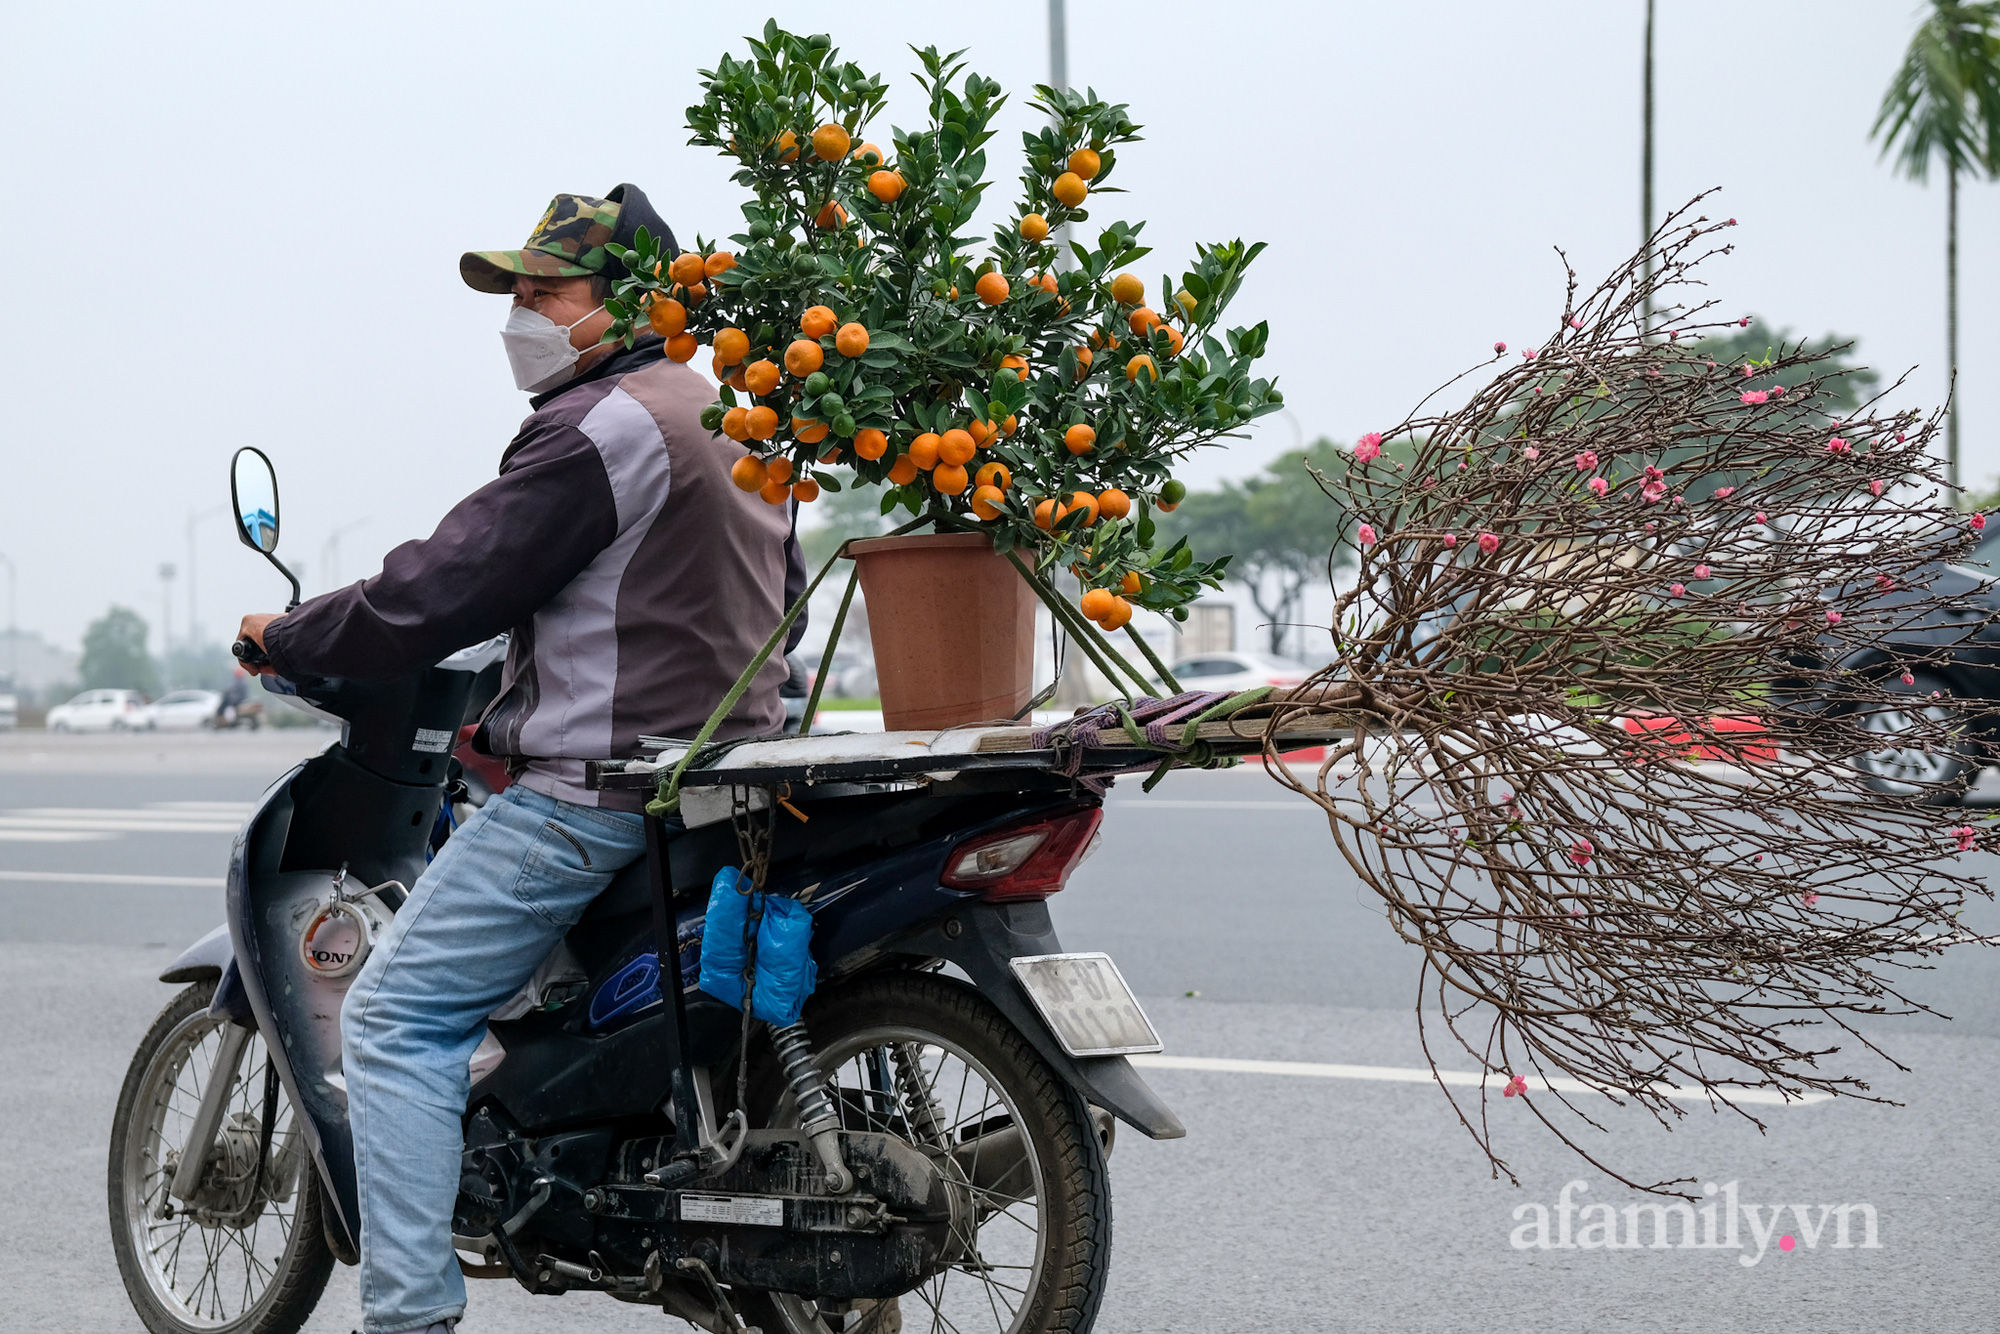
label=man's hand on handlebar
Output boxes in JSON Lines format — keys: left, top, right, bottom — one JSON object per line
{"left": 235, "top": 613, "right": 283, "bottom": 675}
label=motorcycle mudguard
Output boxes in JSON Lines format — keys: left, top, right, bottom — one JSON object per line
{"left": 159, "top": 922, "right": 232, "bottom": 983}
{"left": 888, "top": 900, "right": 1186, "bottom": 1141}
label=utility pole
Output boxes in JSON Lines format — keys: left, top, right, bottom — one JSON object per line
{"left": 158, "top": 563, "right": 177, "bottom": 689}
{"left": 1047, "top": 0, "right": 1095, "bottom": 707}
{"left": 0, "top": 552, "right": 14, "bottom": 688}
{"left": 1640, "top": 0, "right": 1656, "bottom": 333}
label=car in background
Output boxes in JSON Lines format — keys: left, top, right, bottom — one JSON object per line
{"left": 1810, "top": 526, "right": 2000, "bottom": 800}
{"left": 1168, "top": 650, "right": 1319, "bottom": 695}
{"left": 45, "top": 689, "right": 149, "bottom": 732}
{"left": 143, "top": 689, "right": 223, "bottom": 731}
{"left": 0, "top": 692, "right": 16, "bottom": 730}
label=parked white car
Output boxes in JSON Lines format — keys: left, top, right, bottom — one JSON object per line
{"left": 45, "top": 689, "right": 149, "bottom": 732}
{"left": 144, "top": 689, "right": 223, "bottom": 731}
{"left": 1169, "top": 650, "right": 1320, "bottom": 694}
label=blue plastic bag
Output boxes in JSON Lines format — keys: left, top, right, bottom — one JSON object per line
{"left": 696, "top": 866, "right": 818, "bottom": 1027}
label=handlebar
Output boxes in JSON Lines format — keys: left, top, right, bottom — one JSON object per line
{"left": 232, "top": 636, "right": 272, "bottom": 668}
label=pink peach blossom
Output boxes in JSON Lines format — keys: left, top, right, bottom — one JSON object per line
{"left": 1569, "top": 837, "right": 1594, "bottom": 868}
{"left": 1477, "top": 531, "right": 1500, "bottom": 553}
{"left": 1574, "top": 450, "right": 1599, "bottom": 471}
{"left": 1523, "top": 446, "right": 1540, "bottom": 460}
{"left": 1828, "top": 437, "right": 1850, "bottom": 454}
{"left": 1755, "top": 511, "right": 1768, "bottom": 524}
{"left": 1587, "top": 476, "right": 1609, "bottom": 497}
{"left": 1742, "top": 364, "right": 1755, "bottom": 378}
{"left": 1726, "top": 217, "right": 1738, "bottom": 225}
{"left": 1740, "top": 391, "right": 1768, "bottom": 404}
{"left": 1353, "top": 432, "right": 1383, "bottom": 462}
{"left": 1569, "top": 316, "right": 1584, "bottom": 329}
{"left": 1714, "top": 486, "right": 1735, "bottom": 498}
{"left": 1357, "top": 523, "right": 1377, "bottom": 546}
{"left": 1772, "top": 383, "right": 1786, "bottom": 396}
{"left": 1974, "top": 513, "right": 1989, "bottom": 532}
{"left": 1493, "top": 340, "right": 1507, "bottom": 354}
{"left": 1876, "top": 575, "right": 1896, "bottom": 592}
{"left": 1739, "top": 317, "right": 1751, "bottom": 327}
{"left": 1642, "top": 481, "right": 1668, "bottom": 504}
{"left": 1669, "top": 583, "right": 1686, "bottom": 597}
{"left": 1870, "top": 479, "right": 1885, "bottom": 497}
{"left": 1825, "top": 610, "right": 1842, "bottom": 625}
{"left": 1442, "top": 533, "right": 1458, "bottom": 547}
{"left": 1901, "top": 672, "right": 1916, "bottom": 685}
{"left": 1694, "top": 564, "right": 1711, "bottom": 579}
{"left": 1954, "top": 826, "right": 1978, "bottom": 852}
{"left": 1803, "top": 891, "right": 1819, "bottom": 907}
{"left": 1503, "top": 1074, "right": 1528, "bottom": 1098}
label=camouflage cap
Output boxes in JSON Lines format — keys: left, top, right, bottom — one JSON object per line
{"left": 460, "top": 193, "right": 621, "bottom": 294}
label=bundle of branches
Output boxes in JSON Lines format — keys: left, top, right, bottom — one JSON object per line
{"left": 1264, "top": 196, "right": 1995, "bottom": 1191}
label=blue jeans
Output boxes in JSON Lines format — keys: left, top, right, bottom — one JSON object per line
{"left": 340, "top": 784, "right": 648, "bottom": 1334}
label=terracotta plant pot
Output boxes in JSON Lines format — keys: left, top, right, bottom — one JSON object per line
{"left": 847, "top": 532, "right": 1039, "bottom": 731}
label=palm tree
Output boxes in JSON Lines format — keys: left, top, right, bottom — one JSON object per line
{"left": 1872, "top": 2, "right": 2000, "bottom": 493}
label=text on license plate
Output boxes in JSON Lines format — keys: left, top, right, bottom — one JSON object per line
{"left": 1009, "top": 953, "right": 1163, "bottom": 1057}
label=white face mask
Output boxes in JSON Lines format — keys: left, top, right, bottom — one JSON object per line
{"left": 500, "top": 302, "right": 606, "bottom": 393}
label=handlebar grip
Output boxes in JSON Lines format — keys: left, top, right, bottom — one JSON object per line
{"left": 232, "top": 636, "right": 271, "bottom": 667}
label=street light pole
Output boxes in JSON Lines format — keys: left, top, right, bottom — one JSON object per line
{"left": 158, "top": 563, "right": 177, "bottom": 689}
{"left": 1048, "top": 0, "right": 1072, "bottom": 273}
{"left": 186, "top": 504, "right": 227, "bottom": 655}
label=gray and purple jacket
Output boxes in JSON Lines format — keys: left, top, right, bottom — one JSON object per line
{"left": 263, "top": 337, "right": 805, "bottom": 811}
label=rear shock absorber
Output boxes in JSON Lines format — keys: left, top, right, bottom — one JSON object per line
{"left": 892, "top": 1042, "right": 950, "bottom": 1152}
{"left": 769, "top": 1022, "right": 854, "bottom": 1193}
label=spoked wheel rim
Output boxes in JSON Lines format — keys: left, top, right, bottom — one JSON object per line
{"left": 119, "top": 1008, "right": 307, "bottom": 1330}
{"left": 763, "top": 1024, "right": 1048, "bottom": 1334}
{"left": 1853, "top": 699, "right": 1962, "bottom": 792}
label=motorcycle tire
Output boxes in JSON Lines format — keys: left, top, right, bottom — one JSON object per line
{"left": 107, "top": 980, "right": 333, "bottom": 1334}
{"left": 733, "top": 969, "right": 1113, "bottom": 1334}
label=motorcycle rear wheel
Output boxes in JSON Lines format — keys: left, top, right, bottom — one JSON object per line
{"left": 107, "top": 981, "right": 332, "bottom": 1334}
{"left": 734, "top": 969, "right": 1113, "bottom": 1334}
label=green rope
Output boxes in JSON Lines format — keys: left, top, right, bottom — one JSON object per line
{"left": 1177, "top": 686, "right": 1275, "bottom": 749}
{"left": 1002, "top": 551, "right": 1157, "bottom": 699}
{"left": 1123, "top": 622, "right": 1182, "bottom": 694}
{"left": 797, "top": 564, "right": 859, "bottom": 736}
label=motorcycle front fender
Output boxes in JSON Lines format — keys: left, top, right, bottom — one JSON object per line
{"left": 888, "top": 900, "right": 1186, "bottom": 1141}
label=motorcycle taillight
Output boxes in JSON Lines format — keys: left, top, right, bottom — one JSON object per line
{"left": 939, "top": 806, "right": 1104, "bottom": 902}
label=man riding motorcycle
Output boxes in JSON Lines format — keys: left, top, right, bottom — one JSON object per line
{"left": 235, "top": 184, "right": 806, "bottom": 1334}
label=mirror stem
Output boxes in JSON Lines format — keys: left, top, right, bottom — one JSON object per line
{"left": 265, "top": 552, "right": 301, "bottom": 611}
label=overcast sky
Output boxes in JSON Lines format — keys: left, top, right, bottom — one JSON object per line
{"left": 3, "top": 0, "right": 1993, "bottom": 654}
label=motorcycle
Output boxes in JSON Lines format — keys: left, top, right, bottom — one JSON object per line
{"left": 107, "top": 446, "right": 1181, "bottom": 1334}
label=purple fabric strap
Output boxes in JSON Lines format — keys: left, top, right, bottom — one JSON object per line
{"left": 1031, "top": 692, "right": 1234, "bottom": 777}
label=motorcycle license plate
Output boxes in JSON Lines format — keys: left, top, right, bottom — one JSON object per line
{"left": 1009, "top": 953, "right": 1163, "bottom": 1058}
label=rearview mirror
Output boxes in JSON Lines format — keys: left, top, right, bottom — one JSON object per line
{"left": 231, "top": 448, "right": 281, "bottom": 554}
{"left": 228, "top": 446, "right": 301, "bottom": 610}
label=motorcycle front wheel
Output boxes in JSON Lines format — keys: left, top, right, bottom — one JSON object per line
{"left": 107, "top": 981, "right": 332, "bottom": 1334}
{"left": 735, "top": 969, "right": 1114, "bottom": 1334}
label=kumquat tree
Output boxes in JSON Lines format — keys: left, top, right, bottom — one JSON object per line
{"left": 1258, "top": 196, "right": 1998, "bottom": 1192}
{"left": 602, "top": 21, "right": 1280, "bottom": 641}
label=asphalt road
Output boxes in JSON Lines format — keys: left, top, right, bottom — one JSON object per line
{"left": 3, "top": 731, "right": 1996, "bottom": 1332}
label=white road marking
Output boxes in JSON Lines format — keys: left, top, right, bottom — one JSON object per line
{"left": 1127, "top": 1054, "right": 1831, "bottom": 1107}
{"left": 0, "top": 870, "right": 224, "bottom": 887}
{"left": 0, "top": 805, "right": 249, "bottom": 838}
